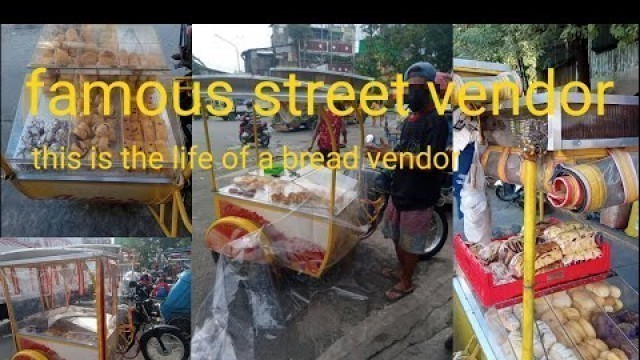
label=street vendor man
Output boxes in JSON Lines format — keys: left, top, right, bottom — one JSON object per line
{"left": 366, "top": 62, "right": 449, "bottom": 301}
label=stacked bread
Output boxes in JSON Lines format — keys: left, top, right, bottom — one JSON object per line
{"left": 543, "top": 222, "right": 602, "bottom": 265}
{"left": 70, "top": 90, "right": 118, "bottom": 160}
{"left": 533, "top": 283, "right": 632, "bottom": 360}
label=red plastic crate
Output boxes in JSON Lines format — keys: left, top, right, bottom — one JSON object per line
{"left": 454, "top": 232, "right": 612, "bottom": 308}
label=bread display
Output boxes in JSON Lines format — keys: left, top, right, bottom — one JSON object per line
{"left": 29, "top": 24, "right": 168, "bottom": 70}
{"left": 15, "top": 117, "right": 70, "bottom": 158}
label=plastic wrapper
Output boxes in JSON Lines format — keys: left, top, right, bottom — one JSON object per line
{"left": 600, "top": 204, "right": 633, "bottom": 229}
{"left": 548, "top": 151, "right": 639, "bottom": 212}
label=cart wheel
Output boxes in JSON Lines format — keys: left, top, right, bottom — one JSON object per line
{"left": 206, "top": 216, "right": 273, "bottom": 263}
{"left": 12, "top": 350, "right": 48, "bottom": 360}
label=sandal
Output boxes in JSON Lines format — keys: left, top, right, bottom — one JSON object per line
{"left": 381, "top": 267, "right": 401, "bottom": 280}
{"left": 385, "top": 285, "right": 415, "bottom": 302}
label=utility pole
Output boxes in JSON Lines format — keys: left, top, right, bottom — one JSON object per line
{"left": 213, "top": 33, "right": 241, "bottom": 72}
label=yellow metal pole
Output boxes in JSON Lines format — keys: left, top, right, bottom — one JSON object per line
{"left": 201, "top": 102, "right": 217, "bottom": 192}
{"left": 538, "top": 191, "right": 544, "bottom": 222}
{"left": 0, "top": 269, "right": 20, "bottom": 353}
{"left": 522, "top": 158, "right": 537, "bottom": 360}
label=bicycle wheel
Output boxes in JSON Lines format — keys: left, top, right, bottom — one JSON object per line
{"left": 140, "top": 326, "right": 189, "bottom": 360}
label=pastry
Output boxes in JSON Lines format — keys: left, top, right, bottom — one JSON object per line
{"left": 80, "top": 25, "right": 94, "bottom": 42}
{"left": 613, "top": 299, "right": 623, "bottom": 312}
{"left": 72, "top": 122, "right": 91, "bottom": 140}
{"left": 536, "top": 320, "right": 558, "bottom": 350}
{"left": 608, "top": 285, "right": 622, "bottom": 299}
{"left": 551, "top": 291, "right": 573, "bottom": 309}
{"left": 154, "top": 118, "right": 168, "bottom": 140}
{"left": 578, "top": 343, "right": 598, "bottom": 360}
{"left": 543, "top": 221, "right": 584, "bottom": 239}
{"left": 128, "top": 52, "right": 142, "bottom": 68}
{"left": 566, "top": 320, "right": 586, "bottom": 343}
{"left": 141, "top": 120, "right": 156, "bottom": 141}
{"left": 97, "top": 50, "right": 116, "bottom": 67}
{"left": 535, "top": 242, "right": 563, "bottom": 270}
{"left": 586, "top": 282, "right": 611, "bottom": 298}
{"left": 552, "top": 325, "right": 573, "bottom": 347}
{"left": 549, "top": 343, "right": 580, "bottom": 360}
{"left": 585, "top": 338, "right": 609, "bottom": 352}
{"left": 563, "top": 308, "right": 582, "bottom": 321}
{"left": 498, "top": 308, "right": 520, "bottom": 331}
{"left": 578, "top": 317, "right": 597, "bottom": 339}
{"left": 535, "top": 297, "right": 551, "bottom": 315}
{"left": 118, "top": 50, "right": 129, "bottom": 66}
{"left": 571, "top": 290, "right": 598, "bottom": 317}
{"left": 54, "top": 48, "right": 73, "bottom": 66}
{"left": 599, "top": 351, "right": 622, "bottom": 360}
{"left": 507, "top": 330, "right": 524, "bottom": 359}
{"left": 65, "top": 28, "right": 79, "bottom": 41}
{"left": 70, "top": 139, "right": 89, "bottom": 157}
{"left": 610, "top": 349, "right": 629, "bottom": 360}
{"left": 78, "top": 51, "right": 98, "bottom": 66}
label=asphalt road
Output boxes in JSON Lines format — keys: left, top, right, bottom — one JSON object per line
{"left": 0, "top": 24, "right": 190, "bottom": 237}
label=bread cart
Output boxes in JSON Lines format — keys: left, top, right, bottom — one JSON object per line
{"left": 194, "top": 73, "right": 384, "bottom": 277}
{"left": 0, "top": 24, "right": 191, "bottom": 237}
{"left": 0, "top": 247, "right": 119, "bottom": 360}
{"left": 451, "top": 59, "right": 639, "bottom": 359}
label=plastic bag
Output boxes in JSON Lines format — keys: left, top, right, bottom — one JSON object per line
{"left": 460, "top": 143, "right": 492, "bottom": 244}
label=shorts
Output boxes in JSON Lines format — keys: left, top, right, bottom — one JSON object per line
{"left": 382, "top": 198, "right": 434, "bottom": 254}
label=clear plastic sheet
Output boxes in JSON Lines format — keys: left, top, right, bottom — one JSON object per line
{"left": 192, "top": 243, "right": 397, "bottom": 360}
{"left": 548, "top": 152, "right": 639, "bottom": 212}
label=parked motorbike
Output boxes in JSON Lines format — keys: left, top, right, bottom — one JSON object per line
{"left": 118, "top": 281, "right": 190, "bottom": 360}
{"left": 239, "top": 115, "right": 271, "bottom": 147}
{"left": 494, "top": 179, "right": 554, "bottom": 215}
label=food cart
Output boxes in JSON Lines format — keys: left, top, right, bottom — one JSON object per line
{"left": 194, "top": 72, "right": 384, "bottom": 277}
{"left": 0, "top": 24, "right": 191, "bottom": 237}
{"left": 0, "top": 247, "right": 119, "bottom": 360}
{"left": 451, "top": 59, "right": 639, "bottom": 359}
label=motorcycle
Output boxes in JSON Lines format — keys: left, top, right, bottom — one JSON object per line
{"left": 494, "top": 179, "right": 554, "bottom": 215}
{"left": 118, "top": 281, "right": 190, "bottom": 360}
{"left": 239, "top": 114, "right": 271, "bottom": 147}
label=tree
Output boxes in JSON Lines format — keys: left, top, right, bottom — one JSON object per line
{"left": 286, "top": 24, "right": 312, "bottom": 67}
{"left": 454, "top": 24, "right": 639, "bottom": 88}
{"left": 356, "top": 24, "right": 453, "bottom": 80}
{"left": 115, "top": 238, "right": 191, "bottom": 269}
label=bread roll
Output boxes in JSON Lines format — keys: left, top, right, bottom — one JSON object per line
{"left": 578, "top": 343, "right": 597, "bottom": 360}
{"left": 578, "top": 317, "right": 596, "bottom": 339}
{"left": 563, "top": 308, "right": 581, "bottom": 321}
{"left": 608, "top": 285, "right": 621, "bottom": 299}
{"left": 571, "top": 290, "right": 598, "bottom": 313}
{"left": 599, "top": 350, "right": 622, "bottom": 360}
{"left": 551, "top": 325, "right": 573, "bottom": 347}
{"left": 552, "top": 291, "right": 573, "bottom": 309}
{"left": 498, "top": 307, "right": 520, "bottom": 332}
{"left": 613, "top": 299, "right": 623, "bottom": 312}
{"left": 566, "top": 320, "right": 586, "bottom": 342}
{"left": 585, "top": 338, "right": 609, "bottom": 352}
{"left": 535, "top": 297, "right": 551, "bottom": 315}
{"left": 582, "top": 342, "right": 603, "bottom": 360}
{"left": 542, "top": 310, "right": 565, "bottom": 328}
{"left": 586, "top": 282, "right": 610, "bottom": 298}
{"left": 610, "top": 349, "right": 629, "bottom": 360}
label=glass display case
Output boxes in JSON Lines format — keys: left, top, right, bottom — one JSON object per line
{"left": 0, "top": 248, "right": 119, "bottom": 360}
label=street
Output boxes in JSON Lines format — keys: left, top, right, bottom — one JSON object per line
{"left": 0, "top": 24, "right": 190, "bottom": 237}
{"left": 191, "top": 115, "right": 454, "bottom": 360}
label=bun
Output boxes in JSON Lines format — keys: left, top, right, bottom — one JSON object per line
{"left": 585, "top": 338, "right": 609, "bottom": 352}
{"left": 578, "top": 317, "right": 597, "bottom": 339}
{"left": 563, "top": 307, "right": 581, "bottom": 321}
{"left": 611, "top": 349, "right": 629, "bottom": 360}
{"left": 608, "top": 285, "right": 621, "bottom": 299}
{"left": 586, "top": 282, "right": 610, "bottom": 298}
{"left": 565, "top": 320, "right": 586, "bottom": 342}
{"left": 551, "top": 291, "right": 572, "bottom": 309}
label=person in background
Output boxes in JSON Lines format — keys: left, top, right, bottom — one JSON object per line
{"left": 365, "top": 62, "right": 449, "bottom": 302}
{"left": 309, "top": 105, "right": 348, "bottom": 165}
{"left": 152, "top": 276, "right": 171, "bottom": 299}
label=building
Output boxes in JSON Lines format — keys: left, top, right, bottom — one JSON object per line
{"left": 269, "top": 24, "right": 356, "bottom": 73}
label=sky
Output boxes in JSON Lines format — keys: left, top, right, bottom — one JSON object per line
{"left": 193, "top": 24, "right": 272, "bottom": 73}
{"left": 193, "top": 24, "right": 363, "bottom": 73}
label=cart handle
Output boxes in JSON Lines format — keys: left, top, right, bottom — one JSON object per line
{"left": 207, "top": 216, "right": 274, "bottom": 264}
{"left": 1, "top": 155, "right": 15, "bottom": 180}
{"left": 12, "top": 350, "right": 48, "bottom": 360}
